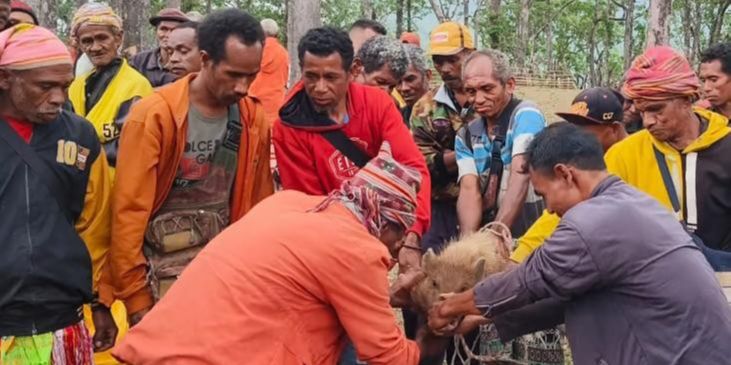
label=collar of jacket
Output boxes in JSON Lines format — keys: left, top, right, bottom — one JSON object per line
{"left": 156, "top": 73, "right": 257, "bottom": 129}
{"left": 278, "top": 80, "right": 365, "bottom": 132}
{"left": 589, "top": 175, "right": 622, "bottom": 199}
{"left": 650, "top": 107, "right": 731, "bottom": 156}
{"left": 433, "top": 83, "right": 459, "bottom": 113}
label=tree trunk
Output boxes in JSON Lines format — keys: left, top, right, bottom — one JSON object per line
{"left": 396, "top": 0, "right": 404, "bottom": 36}
{"left": 120, "top": 0, "right": 151, "bottom": 51}
{"left": 515, "top": 0, "right": 532, "bottom": 71}
{"left": 603, "top": 0, "right": 613, "bottom": 86}
{"left": 428, "top": 0, "right": 448, "bottom": 22}
{"left": 646, "top": 0, "right": 672, "bottom": 47}
{"left": 166, "top": 0, "right": 182, "bottom": 8}
{"left": 691, "top": 0, "right": 702, "bottom": 62}
{"left": 623, "top": 0, "right": 635, "bottom": 71}
{"left": 680, "top": 0, "right": 692, "bottom": 58}
{"left": 287, "top": 0, "right": 322, "bottom": 86}
{"left": 406, "top": 0, "right": 412, "bottom": 30}
{"left": 488, "top": 0, "right": 501, "bottom": 48}
{"left": 709, "top": 0, "right": 731, "bottom": 47}
{"left": 588, "top": 0, "right": 599, "bottom": 86}
{"left": 463, "top": 0, "right": 469, "bottom": 25}
{"left": 362, "top": 0, "right": 374, "bottom": 19}
{"left": 25, "top": 0, "right": 58, "bottom": 30}
{"left": 206, "top": 0, "right": 212, "bottom": 13}
{"left": 546, "top": 0, "right": 553, "bottom": 70}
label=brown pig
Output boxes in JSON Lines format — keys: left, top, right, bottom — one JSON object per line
{"left": 410, "top": 227, "right": 511, "bottom": 313}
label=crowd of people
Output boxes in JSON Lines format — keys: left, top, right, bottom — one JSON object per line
{"left": 0, "top": 0, "right": 730, "bottom": 364}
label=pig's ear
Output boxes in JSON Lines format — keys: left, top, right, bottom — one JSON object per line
{"left": 422, "top": 248, "right": 437, "bottom": 272}
{"left": 473, "top": 258, "right": 486, "bottom": 282}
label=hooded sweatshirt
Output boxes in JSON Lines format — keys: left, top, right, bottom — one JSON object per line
{"left": 512, "top": 108, "right": 731, "bottom": 262}
{"left": 273, "top": 82, "right": 431, "bottom": 236}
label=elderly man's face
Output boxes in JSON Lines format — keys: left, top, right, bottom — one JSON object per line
{"left": 463, "top": 55, "right": 515, "bottom": 120}
{"left": 166, "top": 27, "right": 201, "bottom": 77}
{"left": 397, "top": 64, "right": 430, "bottom": 106}
{"left": 0, "top": 1, "right": 10, "bottom": 30}
{"left": 156, "top": 20, "right": 179, "bottom": 48}
{"left": 634, "top": 97, "right": 692, "bottom": 142}
{"left": 0, "top": 64, "right": 74, "bottom": 124}
{"left": 77, "top": 24, "right": 123, "bottom": 68}
{"left": 9, "top": 11, "right": 35, "bottom": 27}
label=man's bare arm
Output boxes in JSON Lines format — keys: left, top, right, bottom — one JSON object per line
{"left": 458, "top": 175, "right": 483, "bottom": 235}
{"left": 495, "top": 154, "right": 531, "bottom": 229}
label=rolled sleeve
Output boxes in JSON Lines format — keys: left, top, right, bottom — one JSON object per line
{"left": 455, "top": 131, "right": 477, "bottom": 181}
{"left": 510, "top": 108, "right": 545, "bottom": 156}
{"left": 474, "top": 221, "right": 601, "bottom": 317}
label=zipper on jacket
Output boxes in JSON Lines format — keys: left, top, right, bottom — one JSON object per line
{"left": 24, "top": 166, "right": 38, "bottom": 335}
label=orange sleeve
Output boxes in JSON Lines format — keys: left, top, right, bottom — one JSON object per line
{"left": 244, "top": 100, "right": 274, "bottom": 213}
{"left": 110, "top": 102, "right": 161, "bottom": 314}
{"left": 316, "top": 241, "right": 420, "bottom": 365}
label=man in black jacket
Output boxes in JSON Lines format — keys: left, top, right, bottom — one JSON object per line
{"left": 0, "top": 24, "right": 115, "bottom": 363}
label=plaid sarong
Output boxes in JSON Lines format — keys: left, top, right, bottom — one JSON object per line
{"left": 1, "top": 321, "right": 93, "bottom": 365}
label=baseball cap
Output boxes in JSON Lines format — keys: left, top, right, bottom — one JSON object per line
{"left": 150, "top": 8, "right": 189, "bottom": 27}
{"left": 556, "top": 87, "right": 624, "bottom": 125}
{"left": 429, "top": 21, "right": 474, "bottom": 56}
{"left": 400, "top": 32, "right": 421, "bottom": 47}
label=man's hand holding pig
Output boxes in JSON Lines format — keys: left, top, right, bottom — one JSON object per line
{"left": 428, "top": 290, "right": 484, "bottom": 334}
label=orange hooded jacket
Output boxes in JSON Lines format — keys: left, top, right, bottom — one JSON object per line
{"left": 110, "top": 74, "right": 274, "bottom": 314}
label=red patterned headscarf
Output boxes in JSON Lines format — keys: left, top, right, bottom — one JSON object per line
{"left": 0, "top": 24, "right": 72, "bottom": 70}
{"left": 623, "top": 46, "right": 701, "bottom": 101}
{"left": 312, "top": 142, "right": 421, "bottom": 236}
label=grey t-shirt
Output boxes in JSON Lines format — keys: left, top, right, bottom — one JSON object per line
{"left": 173, "top": 105, "right": 227, "bottom": 187}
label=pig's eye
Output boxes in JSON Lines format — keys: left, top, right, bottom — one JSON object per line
{"left": 432, "top": 280, "right": 438, "bottom": 288}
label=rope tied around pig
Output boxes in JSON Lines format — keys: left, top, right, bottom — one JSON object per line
{"left": 449, "top": 221, "right": 531, "bottom": 365}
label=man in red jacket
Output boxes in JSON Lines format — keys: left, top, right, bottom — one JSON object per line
{"left": 273, "top": 26, "right": 431, "bottom": 273}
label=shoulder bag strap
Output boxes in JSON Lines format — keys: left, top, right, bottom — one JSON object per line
{"left": 221, "top": 103, "right": 242, "bottom": 153}
{"left": 482, "top": 97, "right": 522, "bottom": 203}
{"left": 321, "top": 129, "right": 370, "bottom": 168}
{"left": 652, "top": 146, "right": 682, "bottom": 215}
{"left": 0, "top": 119, "right": 73, "bottom": 221}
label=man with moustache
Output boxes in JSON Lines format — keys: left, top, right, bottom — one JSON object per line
{"left": 109, "top": 9, "right": 273, "bottom": 327}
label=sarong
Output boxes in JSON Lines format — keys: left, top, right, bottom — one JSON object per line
{"left": 0, "top": 321, "right": 93, "bottom": 365}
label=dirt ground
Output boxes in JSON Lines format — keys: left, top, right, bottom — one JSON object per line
{"left": 514, "top": 86, "right": 579, "bottom": 123}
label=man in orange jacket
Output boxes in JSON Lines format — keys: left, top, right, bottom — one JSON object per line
{"left": 109, "top": 9, "right": 273, "bottom": 327}
{"left": 249, "top": 18, "right": 289, "bottom": 126}
{"left": 113, "top": 143, "right": 437, "bottom": 365}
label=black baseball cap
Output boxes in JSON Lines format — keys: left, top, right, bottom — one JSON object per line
{"left": 556, "top": 87, "right": 624, "bottom": 125}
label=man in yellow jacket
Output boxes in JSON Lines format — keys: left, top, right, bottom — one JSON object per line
{"left": 68, "top": 3, "right": 153, "bottom": 176}
{"left": 513, "top": 47, "right": 731, "bottom": 270}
